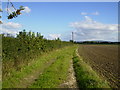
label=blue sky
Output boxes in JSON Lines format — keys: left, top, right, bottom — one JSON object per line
{"left": 2, "top": 2, "right": 118, "bottom": 41}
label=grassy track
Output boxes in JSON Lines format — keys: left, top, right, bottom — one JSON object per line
{"left": 29, "top": 46, "right": 77, "bottom": 88}
{"left": 73, "top": 49, "right": 110, "bottom": 88}
{"left": 3, "top": 46, "right": 77, "bottom": 88}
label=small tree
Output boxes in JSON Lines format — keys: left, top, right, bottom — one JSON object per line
{"left": 56, "top": 37, "right": 61, "bottom": 41}
{"left": 70, "top": 40, "right": 74, "bottom": 43}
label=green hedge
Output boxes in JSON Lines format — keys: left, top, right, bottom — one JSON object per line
{"left": 2, "top": 30, "right": 72, "bottom": 78}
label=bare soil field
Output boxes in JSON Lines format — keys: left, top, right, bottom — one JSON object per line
{"left": 78, "top": 45, "right": 119, "bottom": 88}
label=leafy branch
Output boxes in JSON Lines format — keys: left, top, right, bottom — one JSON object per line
{"left": 7, "top": 6, "right": 25, "bottom": 19}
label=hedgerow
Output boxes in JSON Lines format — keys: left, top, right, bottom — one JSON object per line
{"left": 2, "top": 29, "right": 72, "bottom": 79}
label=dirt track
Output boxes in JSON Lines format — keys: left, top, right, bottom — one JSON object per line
{"left": 16, "top": 58, "right": 57, "bottom": 88}
{"left": 59, "top": 60, "right": 78, "bottom": 88}
{"left": 78, "top": 45, "right": 119, "bottom": 88}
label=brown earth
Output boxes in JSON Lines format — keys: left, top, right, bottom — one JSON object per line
{"left": 78, "top": 45, "right": 119, "bottom": 88}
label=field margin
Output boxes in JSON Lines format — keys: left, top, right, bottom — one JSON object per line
{"left": 72, "top": 48, "right": 111, "bottom": 88}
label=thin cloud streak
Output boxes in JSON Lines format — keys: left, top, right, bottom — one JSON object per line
{"left": 80, "top": 11, "right": 99, "bottom": 15}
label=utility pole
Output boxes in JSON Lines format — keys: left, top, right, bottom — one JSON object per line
{"left": 72, "top": 32, "right": 74, "bottom": 42}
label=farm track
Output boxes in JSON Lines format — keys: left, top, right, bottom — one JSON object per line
{"left": 16, "top": 58, "right": 57, "bottom": 88}
{"left": 59, "top": 60, "right": 78, "bottom": 88}
{"left": 29, "top": 46, "right": 78, "bottom": 88}
{"left": 78, "top": 45, "right": 119, "bottom": 88}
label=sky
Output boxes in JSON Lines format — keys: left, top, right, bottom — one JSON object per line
{"left": 1, "top": 2, "right": 118, "bottom": 41}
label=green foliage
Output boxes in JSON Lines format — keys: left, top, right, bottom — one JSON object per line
{"left": 19, "top": 6, "right": 25, "bottom": 10}
{"left": 0, "top": 8, "right": 3, "bottom": 13}
{"left": 70, "top": 40, "right": 74, "bottom": 43}
{"left": 2, "top": 30, "right": 72, "bottom": 79}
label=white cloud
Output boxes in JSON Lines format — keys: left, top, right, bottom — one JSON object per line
{"left": 0, "top": 28, "right": 18, "bottom": 35}
{"left": 80, "top": 11, "right": 99, "bottom": 16}
{"left": 80, "top": 12, "right": 88, "bottom": 15}
{"left": 2, "top": 22, "right": 22, "bottom": 29}
{"left": 69, "top": 16, "right": 118, "bottom": 41}
{"left": 91, "top": 11, "right": 99, "bottom": 15}
{"left": 48, "top": 34, "right": 61, "bottom": 40}
{"left": 1, "top": 22, "right": 22, "bottom": 35}
{"left": 22, "top": 6, "right": 31, "bottom": 13}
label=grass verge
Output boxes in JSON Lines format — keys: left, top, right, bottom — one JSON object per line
{"left": 29, "top": 46, "right": 77, "bottom": 88}
{"left": 73, "top": 49, "right": 111, "bottom": 88}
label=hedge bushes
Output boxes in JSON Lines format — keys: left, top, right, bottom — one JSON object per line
{"left": 2, "top": 30, "right": 72, "bottom": 78}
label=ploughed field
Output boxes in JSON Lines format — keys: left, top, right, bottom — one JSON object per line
{"left": 78, "top": 45, "right": 119, "bottom": 88}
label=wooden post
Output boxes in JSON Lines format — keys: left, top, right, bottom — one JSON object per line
{"left": 72, "top": 32, "right": 74, "bottom": 42}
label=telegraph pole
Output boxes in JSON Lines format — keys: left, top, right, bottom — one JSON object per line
{"left": 72, "top": 32, "right": 74, "bottom": 42}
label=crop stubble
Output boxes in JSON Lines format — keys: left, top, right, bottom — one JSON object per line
{"left": 78, "top": 45, "right": 119, "bottom": 88}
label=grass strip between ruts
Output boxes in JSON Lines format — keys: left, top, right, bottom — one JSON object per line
{"left": 29, "top": 46, "right": 77, "bottom": 88}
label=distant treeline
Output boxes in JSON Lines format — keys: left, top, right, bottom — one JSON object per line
{"left": 2, "top": 30, "right": 72, "bottom": 77}
{"left": 74, "top": 41, "right": 120, "bottom": 44}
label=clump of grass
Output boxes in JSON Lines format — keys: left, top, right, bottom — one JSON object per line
{"left": 73, "top": 50, "right": 110, "bottom": 88}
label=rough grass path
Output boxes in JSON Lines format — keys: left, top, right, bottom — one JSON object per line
{"left": 17, "top": 58, "right": 57, "bottom": 88}
{"left": 29, "top": 46, "right": 77, "bottom": 88}
{"left": 59, "top": 60, "right": 78, "bottom": 88}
